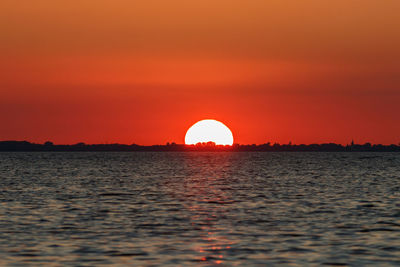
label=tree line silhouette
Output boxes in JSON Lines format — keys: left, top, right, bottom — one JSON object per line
{"left": 0, "top": 140, "right": 399, "bottom": 152}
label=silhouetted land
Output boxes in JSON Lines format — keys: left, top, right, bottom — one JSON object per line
{"left": 1, "top": 141, "right": 399, "bottom": 152}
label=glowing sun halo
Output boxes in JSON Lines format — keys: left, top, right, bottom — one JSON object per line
{"left": 185, "top": 119, "right": 234, "bottom": 146}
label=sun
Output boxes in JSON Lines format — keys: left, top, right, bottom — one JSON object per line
{"left": 185, "top": 119, "right": 234, "bottom": 146}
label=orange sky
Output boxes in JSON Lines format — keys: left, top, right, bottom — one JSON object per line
{"left": 1, "top": 0, "right": 399, "bottom": 145}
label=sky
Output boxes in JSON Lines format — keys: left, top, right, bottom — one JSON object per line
{"left": 1, "top": 0, "right": 399, "bottom": 145}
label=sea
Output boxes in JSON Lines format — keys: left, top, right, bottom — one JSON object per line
{"left": 0, "top": 152, "right": 399, "bottom": 266}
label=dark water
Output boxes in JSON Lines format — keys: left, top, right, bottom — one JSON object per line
{"left": 0, "top": 152, "right": 399, "bottom": 266}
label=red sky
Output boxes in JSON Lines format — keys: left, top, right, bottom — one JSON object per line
{"left": 1, "top": 0, "right": 399, "bottom": 145}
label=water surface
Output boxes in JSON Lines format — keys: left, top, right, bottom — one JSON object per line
{"left": 0, "top": 152, "right": 399, "bottom": 266}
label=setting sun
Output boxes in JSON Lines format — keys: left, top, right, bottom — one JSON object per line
{"left": 185, "top": 120, "right": 234, "bottom": 146}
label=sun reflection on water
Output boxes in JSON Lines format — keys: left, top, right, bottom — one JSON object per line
{"left": 180, "top": 153, "right": 236, "bottom": 265}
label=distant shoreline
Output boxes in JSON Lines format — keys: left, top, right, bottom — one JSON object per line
{"left": 1, "top": 141, "right": 399, "bottom": 152}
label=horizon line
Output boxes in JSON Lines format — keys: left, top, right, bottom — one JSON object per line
{"left": 1, "top": 140, "right": 399, "bottom": 146}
